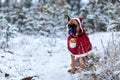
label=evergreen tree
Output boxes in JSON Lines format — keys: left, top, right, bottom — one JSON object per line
{"left": 79, "top": 0, "right": 120, "bottom": 32}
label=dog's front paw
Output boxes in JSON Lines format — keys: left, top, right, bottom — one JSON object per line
{"left": 68, "top": 68, "right": 76, "bottom": 74}
{"left": 77, "top": 68, "right": 83, "bottom": 72}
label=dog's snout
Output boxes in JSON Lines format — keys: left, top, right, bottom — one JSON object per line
{"left": 68, "top": 27, "right": 73, "bottom": 34}
{"left": 68, "top": 24, "right": 77, "bottom": 35}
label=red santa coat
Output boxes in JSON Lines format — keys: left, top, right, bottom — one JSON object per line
{"left": 67, "top": 17, "right": 92, "bottom": 56}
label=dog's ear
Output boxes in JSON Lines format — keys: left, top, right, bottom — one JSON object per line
{"left": 65, "top": 15, "right": 71, "bottom": 22}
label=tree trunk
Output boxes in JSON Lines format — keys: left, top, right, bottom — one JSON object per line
{"left": 112, "top": 0, "right": 116, "bottom": 4}
{"left": 0, "top": 0, "right": 1, "bottom": 7}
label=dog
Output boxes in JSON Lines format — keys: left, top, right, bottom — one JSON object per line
{"left": 66, "top": 15, "right": 92, "bottom": 73}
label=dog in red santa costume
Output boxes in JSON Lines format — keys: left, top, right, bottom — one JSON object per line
{"left": 66, "top": 15, "right": 92, "bottom": 73}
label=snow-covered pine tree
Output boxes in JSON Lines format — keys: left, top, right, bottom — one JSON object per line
{"left": 79, "top": 0, "right": 120, "bottom": 32}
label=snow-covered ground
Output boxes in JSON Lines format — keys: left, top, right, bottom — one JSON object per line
{"left": 0, "top": 32, "right": 120, "bottom": 80}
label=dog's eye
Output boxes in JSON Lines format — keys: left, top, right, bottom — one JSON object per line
{"left": 68, "top": 24, "right": 77, "bottom": 27}
{"left": 68, "top": 24, "right": 70, "bottom": 27}
{"left": 73, "top": 24, "right": 77, "bottom": 27}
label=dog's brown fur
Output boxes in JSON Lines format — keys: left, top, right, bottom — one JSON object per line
{"left": 67, "top": 17, "right": 88, "bottom": 73}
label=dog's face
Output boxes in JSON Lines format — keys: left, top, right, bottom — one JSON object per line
{"left": 67, "top": 19, "right": 81, "bottom": 36}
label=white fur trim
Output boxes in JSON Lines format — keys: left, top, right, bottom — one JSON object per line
{"left": 72, "top": 18, "right": 83, "bottom": 33}
{"left": 69, "top": 51, "right": 92, "bottom": 57}
{"left": 70, "top": 52, "right": 88, "bottom": 57}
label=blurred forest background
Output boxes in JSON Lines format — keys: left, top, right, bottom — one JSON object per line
{"left": 0, "top": 0, "right": 120, "bottom": 48}
{"left": 0, "top": 0, "right": 120, "bottom": 36}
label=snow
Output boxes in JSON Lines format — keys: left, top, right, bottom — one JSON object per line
{"left": 0, "top": 32, "right": 120, "bottom": 80}
{"left": 81, "top": 0, "right": 89, "bottom": 4}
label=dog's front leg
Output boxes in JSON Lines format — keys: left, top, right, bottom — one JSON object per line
{"left": 68, "top": 55, "right": 76, "bottom": 73}
{"left": 78, "top": 57, "right": 84, "bottom": 72}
